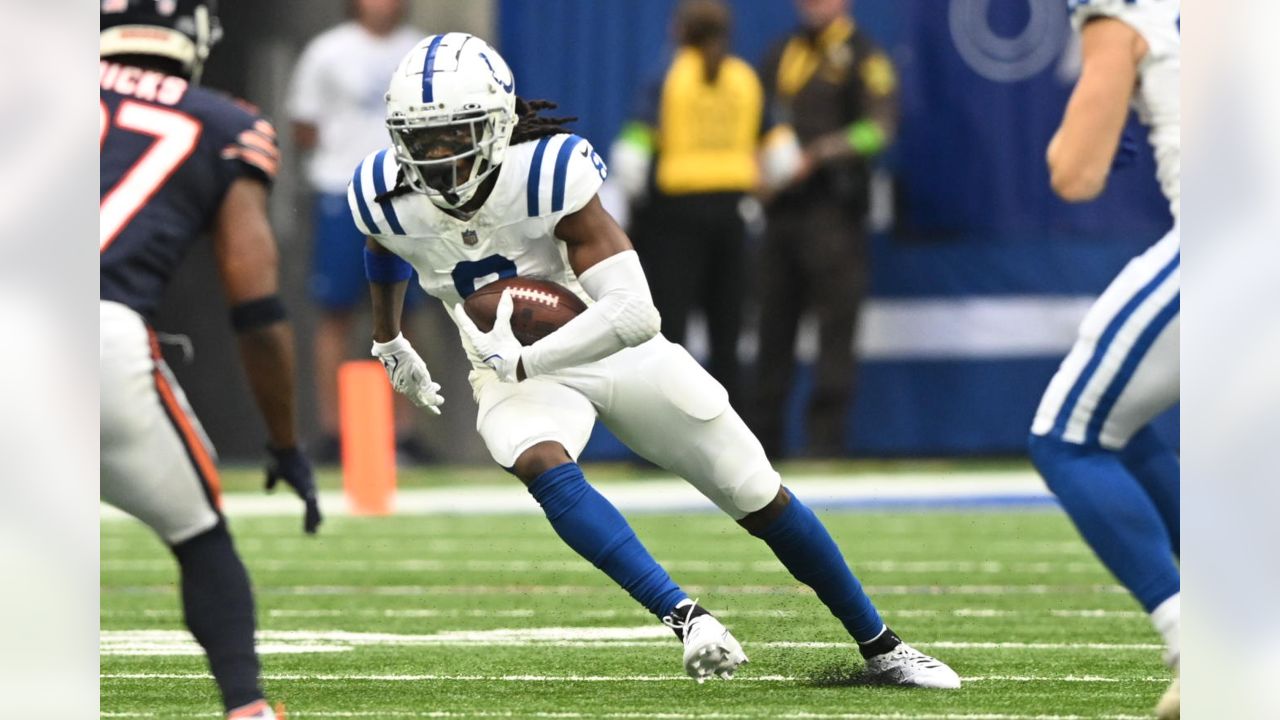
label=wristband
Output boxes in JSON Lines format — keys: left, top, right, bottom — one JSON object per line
{"left": 846, "top": 119, "right": 887, "bottom": 157}
{"left": 230, "top": 295, "right": 286, "bottom": 332}
{"left": 364, "top": 246, "right": 414, "bottom": 284}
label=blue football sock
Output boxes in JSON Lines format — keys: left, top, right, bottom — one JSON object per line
{"left": 528, "top": 463, "right": 687, "bottom": 618}
{"left": 748, "top": 489, "right": 885, "bottom": 643}
{"left": 1121, "top": 427, "right": 1181, "bottom": 556}
{"left": 1029, "top": 433, "right": 1180, "bottom": 612}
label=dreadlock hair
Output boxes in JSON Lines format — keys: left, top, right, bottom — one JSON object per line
{"left": 375, "top": 96, "right": 577, "bottom": 202}
{"left": 510, "top": 97, "right": 578, "bottom": 146}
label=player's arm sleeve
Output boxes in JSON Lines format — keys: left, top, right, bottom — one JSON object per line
{"left": 519, "top": 249, "right": 659, "bottom": 379}
{"left": 520, "top": 138, "right": 656, "bottom": 377}
{"left": 220, "top": 114, "right": 281, "bottom": 186}
{"left": 1070, "top": 0, "right": 1180, "bottom": 61}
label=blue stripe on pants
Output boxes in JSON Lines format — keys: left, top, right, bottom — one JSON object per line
{"left": 1051, "top": 252, "right": 1180, "bottom": 438}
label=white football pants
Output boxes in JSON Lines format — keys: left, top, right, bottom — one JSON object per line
{"left": 101, "top": 301, "right": 221, "bottom": 544}
{"left": 469, "top": 335, "right": 781, "bottom": 519}
{"left": 1032, "top": 226, "right": 1180, "bottom": 450}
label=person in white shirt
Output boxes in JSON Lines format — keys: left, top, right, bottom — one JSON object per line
{"left": 287, "top": 0, "right": 426, "bottom": 462}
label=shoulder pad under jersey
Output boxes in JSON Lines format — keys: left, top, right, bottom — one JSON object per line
{"left": 515, "top": 133, "right": 607, "bottom": 220}
{"left": 347, "top": 148, "right": 408, "bottom": 237}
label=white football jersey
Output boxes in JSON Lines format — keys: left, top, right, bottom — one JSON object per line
{"left": 1071, "top": 0, "right": 1180, "bottom": 218}
{"left": 348, "top": 133, "right": 609, "bottom": 309}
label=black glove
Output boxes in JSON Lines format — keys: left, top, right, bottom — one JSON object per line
{"left": 265, "top": 445, "right": 322, "bottom": 534}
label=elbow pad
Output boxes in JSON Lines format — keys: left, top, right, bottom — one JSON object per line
{"left": 577, "top": 251, "right": 661, "bottom": 347}
{"left": 610, "top": 297, "right": 662, "bottom": 347}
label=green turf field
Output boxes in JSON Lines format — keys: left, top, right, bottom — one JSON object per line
{"left": 101, "top": 466, "right": 1169, "bottom": 719}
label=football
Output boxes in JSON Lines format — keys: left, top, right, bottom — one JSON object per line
{"left": 462, "top": 277, "right": 588, "bottom": 346}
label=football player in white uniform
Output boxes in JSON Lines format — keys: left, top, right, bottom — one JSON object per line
{"left": 1029, "top": 2, "right": 1180, "bottom": 717}
{"left": 349, "top": 33, "right": 958, "bottom": 688}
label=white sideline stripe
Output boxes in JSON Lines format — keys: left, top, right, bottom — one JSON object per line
{"left": 101, "top": 671, "right": 1166, "bottom": 685}
{"left": 99, "top": 628, "right": 1163, "bottom": 656}
{"left": 100, "top": 473, "right": 1051, "bottom": 519}
{"left": 102, "top": 707, "right": 1152, "bottom": 712}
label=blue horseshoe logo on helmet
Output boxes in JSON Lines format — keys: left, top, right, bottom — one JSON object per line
{"left": 478, "top": 52, "right": 514, "bottom": 94}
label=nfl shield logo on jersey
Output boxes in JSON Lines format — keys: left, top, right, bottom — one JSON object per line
{"left": 462, "top": 229, "right": 479, "bottom": 246}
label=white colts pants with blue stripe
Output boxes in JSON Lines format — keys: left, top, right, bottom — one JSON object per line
{"left": 1032, "top": 226, "right": 1180, "bottom": 450}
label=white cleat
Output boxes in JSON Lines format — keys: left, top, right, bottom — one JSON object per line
{"left": 663, "top": 600, "right": 748, "bottom": 683}
{"left": 861, "top": 642, "right": 961, "bottom": 689}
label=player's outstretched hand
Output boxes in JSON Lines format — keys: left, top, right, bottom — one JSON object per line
{"left": 265, "top": 445, "right": 322, "bottom": 534}
{"left": 452, "top": 290, "right": 522, "bottom": 383}
{"left": 370, "top": 333, "right": 445, "bottom": 414}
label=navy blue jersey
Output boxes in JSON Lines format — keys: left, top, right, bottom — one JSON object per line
{"left": 99, "top": 61, "right": 280, "bottom": 319}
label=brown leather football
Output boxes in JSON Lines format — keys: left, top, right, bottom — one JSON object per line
{"left": 463, "top": 277, "right": 588, "bottom": 346}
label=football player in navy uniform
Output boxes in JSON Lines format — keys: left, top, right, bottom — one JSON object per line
{"left": 100, "top": 2, "right": 318, "bottom": 718}
{"left": 349, "top": 34, "right": 959, "bottom": 688}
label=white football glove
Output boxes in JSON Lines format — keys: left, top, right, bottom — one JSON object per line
{"left": 370, "top": 333, "right": 445, "bottom": 414}
{"left": 452, "top": 290, "right": 523, "bottom": 383}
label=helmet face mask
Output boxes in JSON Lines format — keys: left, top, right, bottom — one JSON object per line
{"left": 384, "top": 34, "right": 517, "bottom": 211}
{"left": 389, "top": 111, "right": 499, "bottom": 207}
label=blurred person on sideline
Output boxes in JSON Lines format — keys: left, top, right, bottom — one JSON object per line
{"left": 1027, "top": 1, "right": 1181, "bottom": 717}
{"left": 100, "top": 1, "right": 320, "bottom": 717}
{"left": 752, "top": 0, "right": 898, "bottom": 459}
{"left": 609, "top": 0, "right": 763, "bottom": 406}
{"left": 287, "top": 0, "right": 429, "bottom": 463}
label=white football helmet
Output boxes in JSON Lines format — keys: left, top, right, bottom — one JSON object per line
{"left": 385, "top": 33, "right": 517, "bottom": 210}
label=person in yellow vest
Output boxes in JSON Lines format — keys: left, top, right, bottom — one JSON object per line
{"left": 751, "top": 0, "right": 898, "bottom": 459}
{"left": 610, "top": 0, "right": 763, "bottom": 407}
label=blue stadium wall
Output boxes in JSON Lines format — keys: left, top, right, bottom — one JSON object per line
{"left": 498, "top": 0, "right": 1178, "bottom": 458}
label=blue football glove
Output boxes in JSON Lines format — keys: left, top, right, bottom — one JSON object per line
{"left": 1112, "top": 130, "right": 1140, "bottom": 170}
{"left": 265, "top": 445, "right": 322, "bottom": 534}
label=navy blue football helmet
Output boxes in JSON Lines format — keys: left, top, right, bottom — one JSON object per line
{"left": 100, "top": 0, "right": 223, "bottom": 83}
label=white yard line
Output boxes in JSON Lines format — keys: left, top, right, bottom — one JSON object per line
{"left": 103, "top": 607, "right": 1143, "bottom": 621}
{"left": 102, "top": 671, "right": 1166, "bottom": 684}
{"left": 102, "top": 558, "right": 1105, "bottom": 575}
{"left": 99, "top": 628, "right": 1164, "bottom": 656}
{"left": 101, "top": 472, "right": 1052, "bottom": 520}
{"left": 105, "top": 583, "right": 1129, "bottom": 597}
